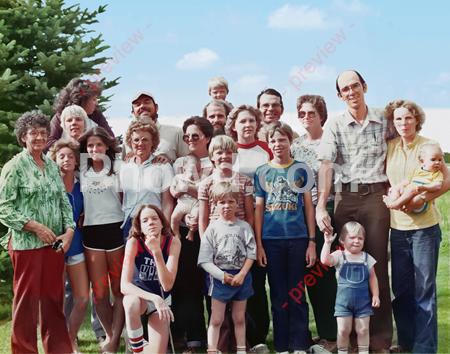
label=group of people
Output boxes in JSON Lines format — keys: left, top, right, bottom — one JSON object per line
{"left": 0, "top": 70, "right": 448, "bottom": 354}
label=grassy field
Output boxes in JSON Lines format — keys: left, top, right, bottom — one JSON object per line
{"left": 0, "top": 194, "right": 449, "bottom": 353}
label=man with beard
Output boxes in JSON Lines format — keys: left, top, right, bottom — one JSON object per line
{"left": 131, "top": 91, "right": 188, "bottom": 163}
{"left": 202, "top": 99, "right": 233, "bottom": 136}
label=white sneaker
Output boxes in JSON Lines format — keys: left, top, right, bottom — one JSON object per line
{"left": 292, "top": 351, "right": 307, "bottom": 354}
{"left": 249, "top": 344, "right": 270, "bottom": 354}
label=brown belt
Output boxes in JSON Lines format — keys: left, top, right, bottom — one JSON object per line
{"left": 338, "top": 182, "right": 387, "bottom": 196}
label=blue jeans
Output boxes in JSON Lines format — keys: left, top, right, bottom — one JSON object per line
{"left": 391, "top": 224, "right": 441, "bottom": 354}
{"left": 263, "top": 238, "right": 311, "bottom": 352}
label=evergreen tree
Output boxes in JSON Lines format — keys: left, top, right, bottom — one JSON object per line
{"left": 0, "top": 0, "right": 117, "bottom": 168}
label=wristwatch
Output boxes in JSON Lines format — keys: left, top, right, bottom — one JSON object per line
{"left": 308, "top": 237, "right": 316, "bottom": 243}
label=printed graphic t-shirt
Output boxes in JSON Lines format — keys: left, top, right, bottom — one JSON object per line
{"left": 254, "top": 159, "right": 312, "bottom": 240}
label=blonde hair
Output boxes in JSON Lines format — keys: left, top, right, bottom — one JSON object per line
{"left": 208, "top": 135, "right": 237, "bottom": 159}
{"left": 60, "top": 104, "right": 88, "bottom": 132}
{"left": 210, "top": 181, "right": 240, "bottom": 202}
{"left": 419, "top": 142, "right": 443, "bottom": 160}
{"left": 339, "top": 221, "right": 366, "bottom": 242}
{"left": 208, "top": 76, "right": 229, "bottom": 94}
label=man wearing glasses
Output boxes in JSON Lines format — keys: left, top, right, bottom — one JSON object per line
{"left": 316, "top": 70, "right": 392, "bottom": 353}
{"left": 256, "top": 88, "right": 298, "bottom": 142}
{"left": 131, "top": 91, "right": 188, "bottom": 163}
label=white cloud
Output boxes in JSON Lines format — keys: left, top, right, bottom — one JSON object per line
{"left": 268, "top": 4, "right": 328, "bottom": 30}
{"left": 289, "top": 64, "right": 337, "bottom": 83}
{"left": 234, "top": 74, "right": 269, "bottom": 94}
{"left": 176, "top": 48, "right": 219, "bottom": 70}
{"left": 333, "top": 0, "right": 369, "bottom": 14}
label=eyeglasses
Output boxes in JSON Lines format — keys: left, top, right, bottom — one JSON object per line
{"left": 298, "top": 111, "right": 317, "bottom": 119}
{"left": 132, "top": 137, "right": 151, "bottom": 144}
{"left": 182, "top": 133, "right": 203, "bottom": 143}
{"left": 340, "top": 82, "right": 361, "bottom": 95}
{"left": 27, "top": 129, "right": 48, "bottom": 138}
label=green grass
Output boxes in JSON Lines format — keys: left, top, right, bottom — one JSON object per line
{"left": 1, "top": 194, "right": 449, "bottom": 353}
{"left": 436, "top": 196, "right": 450, "bottom": 353}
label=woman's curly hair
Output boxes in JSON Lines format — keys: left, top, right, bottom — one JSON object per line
{"left": 48, "top": 138, "right": 80, "bottom": 168}
{"left": 53, "top": 78, "right": 102, "bottom": 115}
{"left": 125, "top": 118, "right": 160, "bottom": 155}
{"left": 14, "top": 110, "right": 50, "bottom": 147}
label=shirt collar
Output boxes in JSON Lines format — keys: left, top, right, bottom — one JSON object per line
{"left": 23, "top": 149, "right": 51, "bottom": 167}
{"left": 343, "top": 106, "right": 383, "bottom": 126}
{"left": 237, "top": 141, "right": 258, "bottom": 149}
{"left": 401, "top": 134, "right": 421, "bottom": 150}
{"left": 268, "top": 158, "right": 295, "bottom": 168}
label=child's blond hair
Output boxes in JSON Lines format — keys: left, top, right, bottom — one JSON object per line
{"left": 208, "top": 135, "right": 237, "bottom": 159}
{"left": 208, "top": 76, "right": 229, "bottom": 94}
{"left": 418, "top": 142, "right": 443, "bottom": 160}
{"left": 339, "top": 221, "right": 366, "bottom": 243}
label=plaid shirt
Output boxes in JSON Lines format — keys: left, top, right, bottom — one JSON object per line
{"left": 318, "top": 107, "right": 388, "bottom": 184}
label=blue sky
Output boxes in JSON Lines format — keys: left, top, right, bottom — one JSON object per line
{"left": 68, "top": 0, "right": 450, "bottom": 149}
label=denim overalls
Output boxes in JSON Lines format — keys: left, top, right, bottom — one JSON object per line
{"left": 334, "top": 251, "right": 374, "bottom": 318}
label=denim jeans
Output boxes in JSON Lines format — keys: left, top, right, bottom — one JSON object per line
{"left": 263, "top": 238, "right": 311, "bottom": 352}
{"left": 391, "top": 224, "right": 441, "bottom": 354}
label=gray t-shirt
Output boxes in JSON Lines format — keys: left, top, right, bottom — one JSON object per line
{"left": 198, "top": 219, "right": 256, "bottom": 270}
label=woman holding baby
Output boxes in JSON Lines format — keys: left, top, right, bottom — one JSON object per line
{"left": 384, "top": 99, "right": 450, "bottom": 353}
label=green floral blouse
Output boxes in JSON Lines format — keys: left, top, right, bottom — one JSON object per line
{"left": 0, "top": 150, "right": 75, "bottom": 250}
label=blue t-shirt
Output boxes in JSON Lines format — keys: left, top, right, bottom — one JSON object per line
{"left": 66, "top": 181, "right": 84, "bottom": 257}
{"left": 254, "top": 160, "right": 313, "bottom": 240}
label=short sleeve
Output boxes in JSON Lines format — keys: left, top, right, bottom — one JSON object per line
{"left": 317, "top": 119, "right": 337, "bottom": 162}
{"left": 243, "top": 175, "right": 254, "bottom": 196}
{"left": 254, "top": 166, "right": 266, "bottom": 198}
{"left": 198, "top": 178, "right": 211, "bottom": 201}
{"left": 367, "top": 253, "right": 377, "bottom": 270}
{"left": 160, "top": 163, "right": 175, "bottom": 192}
{"left": 435, "top": 171, "right": 444, "bottom": 182}
{"left": 173, "top": 157, "right": 184, "bottom": 175}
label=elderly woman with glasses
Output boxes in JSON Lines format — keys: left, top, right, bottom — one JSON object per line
{"left": 0, "top": 111, "right": 75, "bottom": 353}
{"left": 120, "top": 119, "right": 175, "bottom": 239}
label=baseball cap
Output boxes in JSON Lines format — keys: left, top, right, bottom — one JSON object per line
{"left": 131, "top": 91, "right": 156, "bottom": 103}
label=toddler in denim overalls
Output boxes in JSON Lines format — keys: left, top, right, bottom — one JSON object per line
{"left": 320, "top": 221, "right": 380, "bottom": 354}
